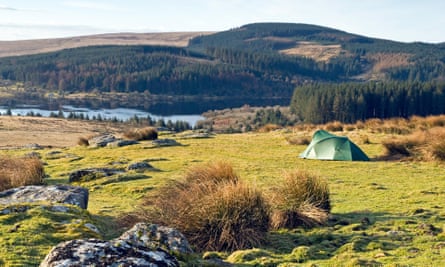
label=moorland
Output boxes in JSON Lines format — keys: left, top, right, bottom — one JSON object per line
{"left": 0, "top": 22, "right": 444, "bottom": 266}
{"left": 0, "top": 114, "right": 444, "bottom": 266}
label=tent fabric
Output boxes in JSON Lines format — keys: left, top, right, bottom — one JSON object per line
{"left": 299, "top": 130, "right": 369, "bottom": 161}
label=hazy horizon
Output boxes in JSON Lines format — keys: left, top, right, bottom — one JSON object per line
{"left": 1, "top": 0, "right": 445, "bottom": 43}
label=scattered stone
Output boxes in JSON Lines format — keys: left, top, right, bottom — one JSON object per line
{"left": 417, "top": 223, "right": 440, "bottom": 236}
{"left": 40, "top": 239, "right": 179, "bottom": 267}
{"left": 127, "top": 161, "right": 157, "bottom": 172}
{"left": 107, "top": 139, "right": 139, "bottom": 148}
{"left": 0, "top": 185, "right": 89, "bottom": 209}
{"left": 49, "top": 205, "right": 71, "bottom": 213}
{"left": 178, "top": 130, "right": 214, "bottom": 139}
{"left": 387, "top": 230, "right": 404, "bottom": 236}
{"left": 24, "top": 152, "right": 41, "bottom": 158}
{"left": 8, "top": 223, "right": 20, "bottom": 233}
{"left": 204, "top": 258, "right": 234, "bottom": 267}
{"left": 46, "top": 151, "right": 62, "bottom": 156}
{"left": 84, "top": 223, "right": 101, "bottom": 234}
{"left": 152, "top": 138, "right": 180, "bottom": 147}
{"left": 88, "top": 134, "right": 117, "bottom": 147}
{"left": 23, "top": 143, "right": 43, "bottom": 150}
{"left": 374, "top": 252, "right": 387, "bottom": 258}
{"left": 118, "top": 223, "right": 193, "bottom": 254}
{"left": 68, "top": 168, "right": 123, "bottom": 183}
{"left": 361, "top": 217, "right": 371, "bottom": 225}
{"left": 0, "top": 205, "right": 29, "bottom": 215}
{"left": 45, "top": 151, "right": 63, "bottom": 159}
{"left": 40, "top": 223, "right": 189, "bottom": 267}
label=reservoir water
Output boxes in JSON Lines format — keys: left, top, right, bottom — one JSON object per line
{"left": 0, "top": 105, "right": 205, "bottom": 127}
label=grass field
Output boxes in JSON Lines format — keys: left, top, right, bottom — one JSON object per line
{"left": 0, "top": 120, "right": 444, "bottom": 266}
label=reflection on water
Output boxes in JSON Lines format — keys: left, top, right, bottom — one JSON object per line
{"left": 0, "top": 98, "right": 288, "bottom": 126}
{"left": 0, "top": 105, "right": 205, "bottom": 127}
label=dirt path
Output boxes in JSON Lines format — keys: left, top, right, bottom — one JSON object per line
{"left": 0, "top": 116, "right": 124, "bottom": 148}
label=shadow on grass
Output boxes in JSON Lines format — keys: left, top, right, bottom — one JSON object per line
{"left": 91, "top": 213, "right": 125, "bottom": 240}
{"left": 263, "top": 209, "right": 443, "bottom": 264}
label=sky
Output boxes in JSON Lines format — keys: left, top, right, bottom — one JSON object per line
{"left": 1, "top": 0, "right": 445, "bottom": 43}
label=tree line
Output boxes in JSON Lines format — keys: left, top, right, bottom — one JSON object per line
{"left": 0, "top": 43, "right": 370, "bottom": 102}
{"left": 290, "top": 81, "right": 445, "bottom": 124}
{"left": 0, "top": 45, "right": 298, "bottom": 99}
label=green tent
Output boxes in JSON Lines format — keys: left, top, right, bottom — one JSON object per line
{"left": 299, "top": 130, "right": 369, "bottom": 161}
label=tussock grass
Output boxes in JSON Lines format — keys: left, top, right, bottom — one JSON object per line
{"left": 2, "top": 123, "right": 445, "bottom": 266}
{"left": 269, "top": 170, "right": 330, "bottom": 230}
{"left": 382, "top": 127, "right": 445, "bottom": 161}
{"left": 123, "top": 127, "right": 158, "bottom": 141}
{"left": 77, "top": 137, "right": 89, "bottom": 146}
{"left": 324, "top": 121, "right": 343, "bottom": 132}
{"left": 257, "top": 124, "right": 281, "bottom": 133}
{"left": 285, "top": 135, "right": 311, "bottom": 145}
{"left": 133, "top": 162, "right": 270, "bottom": 252}
{"left": 0, "top": 156, "right": 45, "bottom": 191}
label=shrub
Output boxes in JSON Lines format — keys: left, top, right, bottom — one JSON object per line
{"left": 136, "top": 162, "right": 270, "bottom": 252}
{"left": 424, "top": 115, "right": 445, "bottom": 127}
{"left": 269, "top": 170, "right": 330, "bottom": 230}
{"left": 257, "top": 124, "right": 281, "bottom": 133}
{"left": 360, "top": 135, "right": 371, "bottom": 144}
{"left": 285, "top": 135, "right": 311, "bottom": 145}
{"left": 425, "top": 127, "right": 445, "bottom": 161}
{"left": 382, "top": 135, "right": 423, "bottom": 157}
{"left": 355, "top": 120, "right": 365, "bottom": 130}
{"left": 123, "top": 127, "right": 158, "bottom": 141}
{"left": 431, "top": 142, "right": 445, "bottom": 161}
{"left": 0, "top": 156, "right": 45, "bottom": 191}
{"left": 344, "top": 124, "right": 356, "bottom": 131}
{"left": 77, "top": 137, "right": 89, "bottom": 146}
{"left": 364, "top": 118, "right": 383, "bottom": 132}
{"left": 381, "top": 127, "right": 445, "bottom": 161}
{"left": 324, "top": 121, "right": 343, "bottom": 132}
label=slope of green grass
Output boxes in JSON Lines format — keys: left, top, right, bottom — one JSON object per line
{"left": 0, "top": 130, "right": 444, "bottom": 266}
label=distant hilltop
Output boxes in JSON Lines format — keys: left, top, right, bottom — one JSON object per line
{"left": 1, "top": 22, "right": 445, "bottom": 123}
{"left": 0, "top": 32, "right": 213, "bottom": 58}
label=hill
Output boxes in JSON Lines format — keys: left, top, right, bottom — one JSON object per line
{"left": 0, "top": 32, "right": 212, "bottom": 58}
{"left": 1, "top": 22, "right": 445, "bottom": 121}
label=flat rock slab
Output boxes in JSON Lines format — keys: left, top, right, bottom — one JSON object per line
{"left": 88, "top": 134, "right": 116, "bottom": 147}
{"left": 151, "top": 139, "right": 181, "bottom": 147}
{"left": 40, "top": 223, "right": 190, "bottom": 267}
{"left": 127, "top": 161, "right": 158, "bottom": 172}
{"left": 41, "top": 239, "right": 178, "bottom": 267}
{"left": 69, "top": 168, "right": 123, "bottom": 183}
{"left": 0, "top": 185, "right": 89, "bottom": 209}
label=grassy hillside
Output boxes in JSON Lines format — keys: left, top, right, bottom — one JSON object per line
{"left": 0, "top": 119, "right": 444, "bottom": 266}
{"left": 1, "top": 23, "right": 444, "bottom": 106}
{"left": 0, "top": 32, "right": 212, "bottom": 58}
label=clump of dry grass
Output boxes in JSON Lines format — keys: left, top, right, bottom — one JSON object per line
{"left": 423, "top": 115, "right": 445, "bottom": 128}
{"left": 344, "top": 124, "right": 356, "bottom": 131}
{"left": 269, "top": 170, "right": 330, "bottom": 230}
{"left": 382, "top": 127, "right": 445, "bottom": 161}
{"left": 285, "top": 135, "right": 311, "bottom": 145}
{"left": 292, "top": 123, "right": 317, "bottom": 132}
{"left": 359, "top": 134, "right": 371, "bottom": 144}
{"left": 134, "top": 161, "right": 270, "bottom": 252}
{"left": 77, "top": 137, "right": 89, "bottom": 146}
{"left": 423, "top": 127, "right": 445, "bottom": 161}
{"left": 324, "top": 121, "right": 343, "bottom": 132}
{"left": 257, "top": 124, "right": 281, "bottom": 133}
{"left": 0, "top": 156, "right": 45, "bottom": 191}
{"left": 123, "top": 127, "right": 158, "bottom": 141}
{"left": 364, "top": 118, "right": 383, "bottom": 132}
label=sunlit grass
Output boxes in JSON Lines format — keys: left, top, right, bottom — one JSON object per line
{"left": 0, "top": 129, "right": 444, "bottom": 265}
